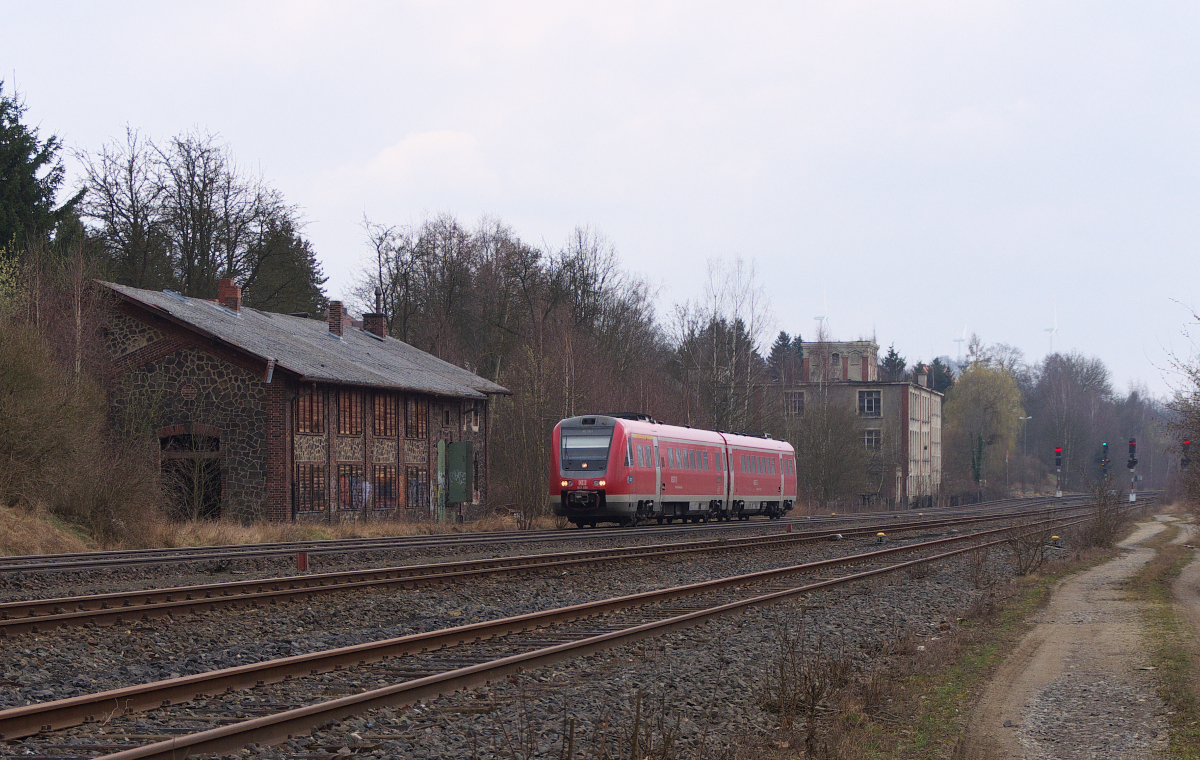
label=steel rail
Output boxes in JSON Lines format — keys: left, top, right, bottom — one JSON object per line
{"left": 0, "top": 509, "right": 1091, "bottom": 743}
{"left": 0, "top": 501, "right": 1101, "bottom": 636}
{"left": 0, "top": 495, "right": 1092, "bottom": 573}
{"left": 90, "top": 525, "right": 1079, "bottom": 760}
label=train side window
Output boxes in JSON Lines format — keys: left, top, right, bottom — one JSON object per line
{"left": 689, "top": 449, "right": 695, "bottom": 470}
{"left": 702, "top": 451, "right": 708, "bottom": 470}
{"left": 740, "top": 454, "right": 746, "bottom": 472}
{"left": 636, "top": 444, "right": 644, "bottom": 468}
{"left": 626, "top": 440, "right": 633, "bottom": 467}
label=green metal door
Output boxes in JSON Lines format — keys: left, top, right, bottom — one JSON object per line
{"left": 446, "top": 441, "right": 474, "bottom": 504}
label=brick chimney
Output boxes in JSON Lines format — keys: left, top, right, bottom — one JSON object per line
{"left": 328, "top": 300, "right": 344, "bottom": 338}
{"left": 917, "top": 366, "right": 929, "bottom": 388}
{"left": 363, "top": 313, "right": 386, "bottom": 338}
{"left": 217, "top": 278, "right": 241, "bottom": 313}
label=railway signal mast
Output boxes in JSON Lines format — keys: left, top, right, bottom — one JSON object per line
{"left": 1054, "top": 447, "right": 1063, "bottom": 498}
{"left": 1183, "top": 439, "right": 1191, "bottom": 470}
{"left": 1128, "top": 438, "right": 1138, "bottom": 502}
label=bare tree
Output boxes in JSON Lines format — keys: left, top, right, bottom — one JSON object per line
{"left": 76, "top": 128, "right": 171, "bottom": 290}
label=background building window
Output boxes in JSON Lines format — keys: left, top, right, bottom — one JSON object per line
{"left": 864, "top": 429, "right": 883, "bottom": 450}
{"left": 785, "top": 390, "right": 805, "bottom": 417}
{"left": 295, "top": 388, "right": 324, "bottom": 434}
{"left": 338, "top": 390, "right": 364, "bottom": 435}
{"left": 858, "top": 390, "right": 882, "bottom": 417}
{"left": 373, "top": 465, "right": 397, "bottom": 510}
{"left": 373, "top": 393, "right": 399, "bottom": 437}
{"left": 295, "top": 463, "right": 326, "bottom": 510}
{"left": 405, "top": 397, "right": 428, "bottom": 438}
{"left": 337, "top": 464, "right": 366, "bottom": 509}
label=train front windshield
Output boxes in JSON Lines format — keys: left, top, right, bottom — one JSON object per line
{"left": 561, "top": 432, "right": 613, "bottom": 472}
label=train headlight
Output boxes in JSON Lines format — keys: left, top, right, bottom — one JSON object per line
{"left": 595, "top": 480, "right": 606, "bottom": 487}
{"left": 561, "top": 480, "right": 571, "bottom": 487}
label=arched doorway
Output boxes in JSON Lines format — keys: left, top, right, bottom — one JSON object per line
{"left": 159, "top": 425, "right": 222, "bottom": 520}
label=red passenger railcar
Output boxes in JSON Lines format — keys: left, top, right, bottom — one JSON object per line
{"left": 550, "top": 414, "right": 796, "bottom": 527}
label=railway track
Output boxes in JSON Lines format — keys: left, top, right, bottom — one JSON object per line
{"left": 0, "top": 506, "right": 1117, "bottom": 757}
{"left": 0, "top": 495, "right": 1091, "bottom": 575}
{"left": 0, "top": 500, "right": 1102, "bottom": 636}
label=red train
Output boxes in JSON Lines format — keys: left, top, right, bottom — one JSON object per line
{"left": 550, "top": 414, "right": 797, "bottom": 527}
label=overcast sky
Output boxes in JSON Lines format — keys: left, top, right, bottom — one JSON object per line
{"left": 8, "top": 1, "right": 1199, "bottom": 396}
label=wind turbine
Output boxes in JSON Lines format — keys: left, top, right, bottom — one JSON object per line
{"left": 1045, "top": 305, "right": 1058, "bottom": 354}
{"left": 952, "top": 323, "right": 968, "bottom": 362}
{"left": 813, "top": 283, "right": 829, "bottom": 337}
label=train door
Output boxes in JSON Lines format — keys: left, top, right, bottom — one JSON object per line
{"left": 721, "top": 442, "right": 732, "bottom": 512}
{"left": 653, "top": 438, "right": 662, "bottom": 505}
{"left": 631, "top": 435, "right": 657, "bottom": 504}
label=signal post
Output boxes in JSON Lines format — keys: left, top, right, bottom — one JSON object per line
{"left": 1128, "top": 438, "right": 1138, "bottom": 502}
{"left": 1054, "top": 447, "right": 1062, "bottom": 498}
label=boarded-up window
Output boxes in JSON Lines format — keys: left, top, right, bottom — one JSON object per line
{"left": 296, "top": 388, "right": 324, "bottom": 434}
{"left": 405, "top": 397, "right": 428, "bottom": 438}
{"left": 295, "top": 464, "right": 326, "bottom": 511}
{"left": 406, "top": 465, "right": 429, "bottom": 508}
{"left": 338, "top": 390, "right": 364, "bottom": 436}
{"left": 373, "top": 393, "right": 399, "bottom": 437}
{"left": 337, "top": 464, "right": 365, "bottom": 509}
{"left": 373, "top": 465, "right": 398, "bottom": 510}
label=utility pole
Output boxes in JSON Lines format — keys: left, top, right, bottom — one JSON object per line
{"left": 1019, "top": 415, "right": 1032, "bottom": 457}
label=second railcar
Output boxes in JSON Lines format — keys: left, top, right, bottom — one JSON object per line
{"left": 550, "top": 414, "right": 796, "bottom": 527}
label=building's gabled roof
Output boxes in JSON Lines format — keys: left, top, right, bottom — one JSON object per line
{"left": 102, "top": 282, "right": 510, "bottom": 399}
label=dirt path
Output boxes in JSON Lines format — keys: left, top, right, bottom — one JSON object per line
{"left": 959, "top": 518, "right": 1173, "bottom": 759}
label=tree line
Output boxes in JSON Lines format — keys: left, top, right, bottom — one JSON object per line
{"left": 2, "top": 80, "right": 1195, "bottom": 525}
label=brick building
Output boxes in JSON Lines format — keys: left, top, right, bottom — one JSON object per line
{"left": 787, "top": 341, "right": 942, "bottom": 507}
{"left": 102, "top": 280, "right": 509, "bottom": 522}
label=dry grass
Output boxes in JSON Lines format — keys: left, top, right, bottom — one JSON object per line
{"left": 0, "top": 504, "right": 90, "bottom": 555}
{"left": 0, "top": 509, "right": 567, "bottom": 555}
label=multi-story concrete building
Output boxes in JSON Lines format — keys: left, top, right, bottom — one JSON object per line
{"left": 787, "top": 341, "right": 942, "bottom": 507}
{"left": 102, "top": 280, "right": 509, "bottom": 522}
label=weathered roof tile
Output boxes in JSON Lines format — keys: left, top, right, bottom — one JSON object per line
{"left": 102, "top": 282, "right": 510, "bottom": 399}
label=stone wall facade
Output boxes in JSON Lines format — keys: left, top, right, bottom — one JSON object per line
{"left": 108, "top": 313, "right": 269, "bottom": 519}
